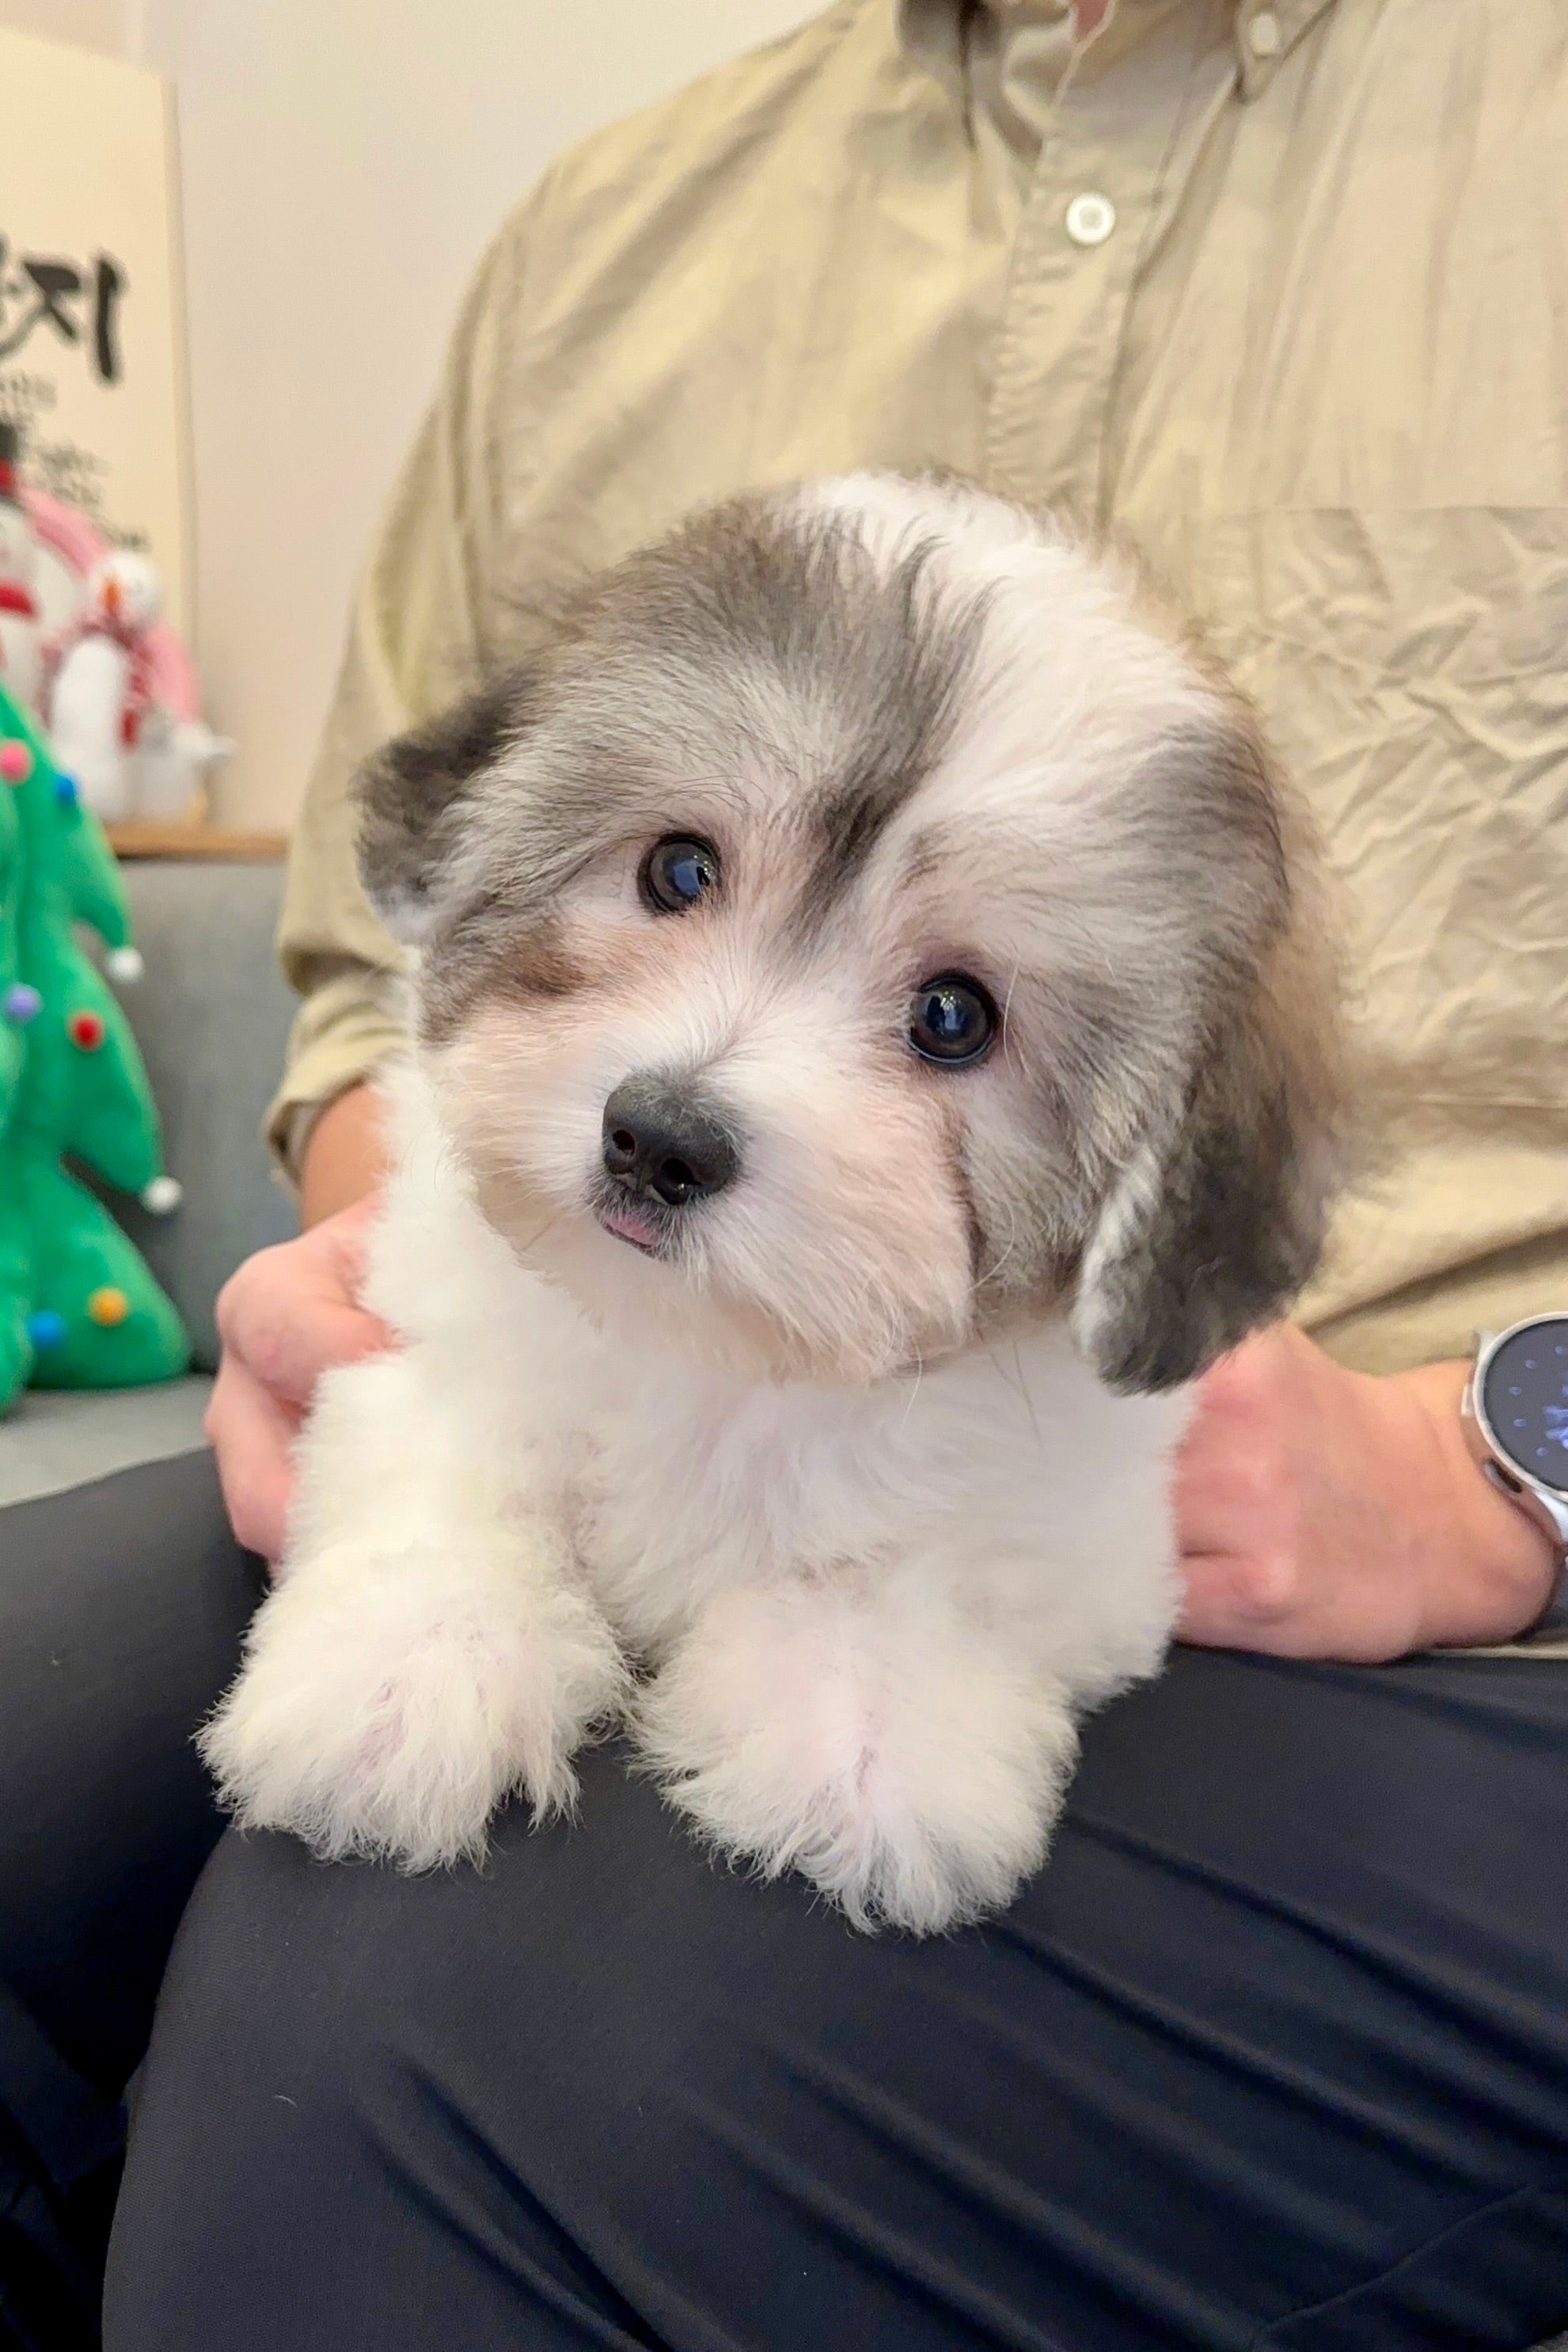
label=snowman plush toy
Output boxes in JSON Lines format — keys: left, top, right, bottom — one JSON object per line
{"left": 47, "top": 550, "right": 230, "bottom": 823}
{"left": 47, "top": 552, "right": 163, "bottom": 822}
{"left": 0, "top": 424, "right": 41, "bottom": 719}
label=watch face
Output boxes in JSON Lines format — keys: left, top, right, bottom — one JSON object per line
{"left": 1481, "top": 1319, "right": 1568, "bottom": 1494}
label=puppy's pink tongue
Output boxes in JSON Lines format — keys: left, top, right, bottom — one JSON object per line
{"left": 602, "top": 1203, "right": 660, "bottom": 1251}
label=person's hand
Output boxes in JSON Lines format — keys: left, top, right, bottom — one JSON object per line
{"left": 206, "top": 1196, "right": 394, "bottom": 1564}
{"left": 1175, "top": 1323, "right": 1559, "bottom": 1661}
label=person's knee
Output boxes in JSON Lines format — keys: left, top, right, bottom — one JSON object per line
{"left": 107, "top": 1826, "right": 426, "bottom": 2346}
{"left": 107, "top": 1785, "right": 810, "bottom": 2349}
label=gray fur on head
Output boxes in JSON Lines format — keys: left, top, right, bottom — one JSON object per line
{"left": 355, "top": 473, "right": 1347, "bottom": 1395}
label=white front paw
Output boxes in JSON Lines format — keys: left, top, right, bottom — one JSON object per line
{"left": 636, "top": 1584, "right": 1076, "bottom": 1935}
{"left": 201, "top": 1549, "right": 627, "bottom": 1869}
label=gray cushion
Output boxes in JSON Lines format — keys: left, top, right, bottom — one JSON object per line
{"left": 108, "top": 860, "right": 298, "bottom": 1370}
{"left": 0, "top": 1377, "right": 213, "bottom": 1507}
{"left": 0, "top": 857, "right": 295, "bottom": 1507}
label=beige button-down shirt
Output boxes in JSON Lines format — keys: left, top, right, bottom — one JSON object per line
{"left": 276, "top": 0, "right": 1568, "bottom": 1393}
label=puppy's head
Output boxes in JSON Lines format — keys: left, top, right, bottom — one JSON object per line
{"left": 359, "top": 476, "right": 1345, "bottom": 1390}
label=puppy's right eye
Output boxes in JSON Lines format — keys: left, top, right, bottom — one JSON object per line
{"left": 640, "top": 836, "right": 719, "bottom": 915}
{"left": 909, "top": 975, "right": 997, "bottom": 1066}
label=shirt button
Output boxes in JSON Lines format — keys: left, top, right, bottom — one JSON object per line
{"left": 1247, "top": 9, "right": 1281, "bottom": 56}
{"left": 1065, "top": 192, "right": 1116, "bottom": 248}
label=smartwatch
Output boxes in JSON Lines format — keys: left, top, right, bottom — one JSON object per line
{"left": 1462, "top": 1315, "right": 1568, "bottom": 1566}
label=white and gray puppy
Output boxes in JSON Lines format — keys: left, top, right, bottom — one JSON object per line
{"left": 204, "top": 474, "right": 1344, "bottom": 1933}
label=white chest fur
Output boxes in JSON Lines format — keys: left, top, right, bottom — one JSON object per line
{"left": 203, "top": 1075, "right": 1190, "bottom": 1933}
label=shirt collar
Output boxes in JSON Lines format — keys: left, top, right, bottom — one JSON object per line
{"left": 896, "top": 0, "right": 1338, "bottom": 104}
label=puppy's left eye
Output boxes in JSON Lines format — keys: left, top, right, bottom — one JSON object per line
{"left": 909, "top": 975, "right": 997, "bottom": 1066}
{"left": 640, "top": 836, "right": 719, "bottom": 914}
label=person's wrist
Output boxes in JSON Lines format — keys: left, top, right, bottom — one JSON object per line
{"left": 299, "top": 1082, "right": 388, "bottom": 1227}
{"left": 1399, "top": 1359, "right": 1559, "bottom": 1646}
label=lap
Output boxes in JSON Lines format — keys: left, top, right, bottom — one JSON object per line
{"left": 106, "top": 1647, "right": 1568, "bottom": 2352}
{"left": 0, "top": 1449, "right": 260, "bottom": 2101}
{"left": 0, "top": 1447, "right": 256, "bottom": 2348}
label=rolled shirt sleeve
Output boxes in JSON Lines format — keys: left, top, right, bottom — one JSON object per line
{"left": 266, "top": 209, "right": 533, "bottom": 1177}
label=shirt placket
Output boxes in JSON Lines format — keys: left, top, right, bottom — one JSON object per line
{"left": 980, "top": 9, "right": 1235, "bottom": 523}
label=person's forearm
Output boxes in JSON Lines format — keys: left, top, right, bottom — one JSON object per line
{"left": 300, "top": 1084, "right": 389, "bottom": 1228}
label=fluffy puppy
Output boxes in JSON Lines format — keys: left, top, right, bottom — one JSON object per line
{"left": 203, "top": 475, "right": 1344, "bottom": 1933}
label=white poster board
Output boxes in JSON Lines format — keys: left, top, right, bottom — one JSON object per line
{"left": 0, "top": 25, "right": 190, "bottom": 630}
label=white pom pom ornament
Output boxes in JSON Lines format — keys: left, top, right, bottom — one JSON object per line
{"left": 105, "top": 945, "right": 145, "bottom": 985}
{"left": 141, "top": 1174, "right": 184, "bottom": 1215}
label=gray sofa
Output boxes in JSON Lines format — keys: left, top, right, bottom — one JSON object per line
{"left": 0, "top": 857, "right": 298, "bottom": 1515}
{"left": 0, "top": 857, "right": 294, "bottom": 2331}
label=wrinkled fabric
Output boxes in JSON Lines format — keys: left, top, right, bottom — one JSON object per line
{"left": 106, "top": 1660, "right": 1568, "bottom": 2350}
{"left": 275, "top": 0, "right": 1568, "bottom": 1385}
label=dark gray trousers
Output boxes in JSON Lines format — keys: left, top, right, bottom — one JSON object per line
{"left": 110, "top": 1560, "right": 1568, "bottom": 2346}
{"left": 0, "top": 1452, "right": 259, "bottom": 2349}
{"left": 6, "top": 1450, "right": 1567, "bottom": 2349}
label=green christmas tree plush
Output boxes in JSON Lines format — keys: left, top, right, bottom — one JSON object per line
{"left": 0, "top": 682, "right": 188, "bottom": 1407}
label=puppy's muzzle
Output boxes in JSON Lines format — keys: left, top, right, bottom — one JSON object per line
{"left": 602, "top": 1075, "right": 739, "bottom": 1208}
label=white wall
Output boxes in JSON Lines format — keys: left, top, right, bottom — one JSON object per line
{"left": 2, "top": 0, "right": 817, "bottom": 824}
{"left": 0, "top": 0, "right": 123, "bottom": 51}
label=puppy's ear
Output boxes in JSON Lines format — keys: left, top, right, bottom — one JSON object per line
{"left": 355, "top": 671, "right": 535, "bottom": 943}
{"left": 1072, "top": 762, "right": 1348, "bottom": 1396}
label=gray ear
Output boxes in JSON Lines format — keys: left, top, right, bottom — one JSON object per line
{"left": 1072, "top": 944, "right": 1346, "bottom": 1393}
{"left": 355, "top": 671, "right": 533, "bottom": 943}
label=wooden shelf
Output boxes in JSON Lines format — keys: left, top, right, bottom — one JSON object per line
{"left": 104, "top": 823, "right": 288, "bottom": 861}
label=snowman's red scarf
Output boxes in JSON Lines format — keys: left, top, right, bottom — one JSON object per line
{"left": 47, "top": 614, "right": 158, "bottom": 746}
{"left": 116, "top": 630, "right": 158, "bottom": 747}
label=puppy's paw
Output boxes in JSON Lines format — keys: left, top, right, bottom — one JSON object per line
{"left": 201, "top": 1550, "right": 627, "bottom": 1869}
{"left": 636, "top": 1583, "right": 1076, "bottom": 1934}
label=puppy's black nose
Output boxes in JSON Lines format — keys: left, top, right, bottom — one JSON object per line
{"left": 602, "top": 1076, "right": 739, "bottom": 1207}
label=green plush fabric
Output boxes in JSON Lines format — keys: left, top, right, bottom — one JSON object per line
{"left": 0, "top": 682, "right": 188, "bottom": 1407}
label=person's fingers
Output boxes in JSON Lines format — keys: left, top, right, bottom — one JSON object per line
{"left": 205, "top": 1351, "right": 302, "bottom": 1564}
{"left": 239, "top": 1288, "right": 393, "bottom": 1408}
{"left": 317, "top": 1188, "right": 383, "bottom": 1271}
{"left": 206, "top": 1202, "right": 399, "bottom": 1561}
{"left": 317, "top": 1210, "right": 397, "bottom": 1349}
{"left": 313, "top": 1192, "right": 395, "bottom": 1303}
{"left": 215, "top": 1245, "right": 393, "bottom": 1408}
